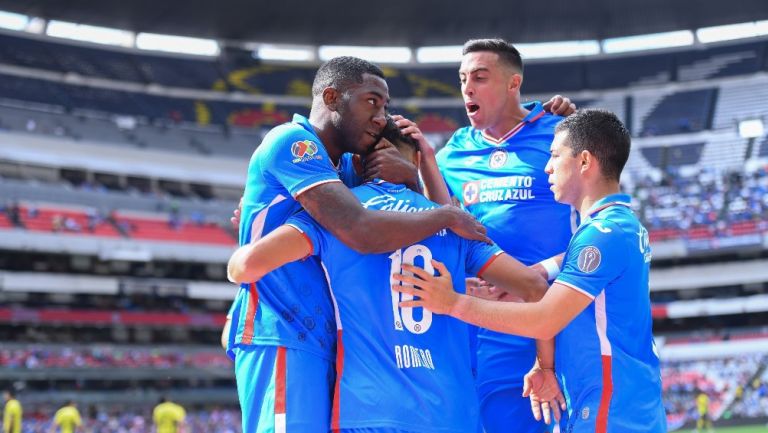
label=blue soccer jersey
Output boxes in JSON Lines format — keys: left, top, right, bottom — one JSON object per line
{"left": 436, "top": 102, "right": 574, "bottom": 384}
{"left": 228, "top": 114, "right": 358, "bottom": 360}
{"left": 554, "top": 194, "right": 665, "bottom": 433}
{"left": 287, "top": 180, "right": 502, "bottom": 433}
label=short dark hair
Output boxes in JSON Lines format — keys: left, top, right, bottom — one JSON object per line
{"left": 555, "top": 109, "right": 630, "bottom": 182}
{"left": 462, "top": 39, "right": 523, "bottom": 75}
{"left": 381, "top": 116, "right": 419, "bottom": 155}
{"left": 311, "top": 56, "right": 385, "bottom": 97}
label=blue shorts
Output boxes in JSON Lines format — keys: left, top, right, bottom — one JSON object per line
{"left": 234, "top": 345, "right": 334, "bottom": 433}
{"left": 478, "top": 387, "right": 552, "bottom": 433}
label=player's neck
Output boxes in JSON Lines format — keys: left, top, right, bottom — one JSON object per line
{"left": 576, "top": 182, "right": 621, "bottom": 218}
{"left": 483, "top": 104, "right": 530, "bottom": 140}
{"left": 308, "top": 115, "right": 343, "bottom": 165}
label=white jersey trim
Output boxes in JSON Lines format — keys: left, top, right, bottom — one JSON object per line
{"left": 293, "top": 178, "right": 342, "bottom": 198}
{"left": 554, "top": 279, "right": 596, "bottom": 300}
{"left": 595, "top": 291, "right": 613, "bottom": 356}
{"left": 249, "top": 194, "right": 287, "bottom": 242}
{"left": 321, "top": 262, "right": 343, "bottom": 331}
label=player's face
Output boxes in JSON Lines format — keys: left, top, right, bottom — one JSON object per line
{"left": 545, "top": 131, "right": 582, "bottom": 205}
{"left": 459, "top": 51, "right": 516, "bottom": 131}
{"left": 336, "top": 73, "right": 389, "bottom": 155}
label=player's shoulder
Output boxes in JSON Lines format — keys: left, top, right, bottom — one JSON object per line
{"left": 446, "top": 126, "right": 476, "bottom": 145}
{"left": 574, "top": 217, "right": 626, "bottom": 245}
{"left": 261, "top": 121, "right": 319, "bottom": 151}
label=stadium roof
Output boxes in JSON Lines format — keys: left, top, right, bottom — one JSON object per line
{"left": 1, "top": 0, "right": 768, "bottom": 46}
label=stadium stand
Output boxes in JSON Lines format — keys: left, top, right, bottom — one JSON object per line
{"left": 2, "top": 22, "right": 768, "bottom": 432}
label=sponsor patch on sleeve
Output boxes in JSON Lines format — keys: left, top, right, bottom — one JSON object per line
{"left": 577, "top": 246, "right": 601, "bottom": 273}
{"left": 291, "top": 140, "right": 322, "bottom": 163}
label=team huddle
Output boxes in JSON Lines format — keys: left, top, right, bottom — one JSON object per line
{"left": 223, "top": 39, "right": 666, "bottom": 433}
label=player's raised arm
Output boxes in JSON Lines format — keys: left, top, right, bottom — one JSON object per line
{"left": 227, "top": 225, "right": 311, "bottom": 284}
{"left": 393, "top": 261, "right": 592, "bottom": 340}
{"left": 297, "top": 181, "right": 489, "bottom": 254}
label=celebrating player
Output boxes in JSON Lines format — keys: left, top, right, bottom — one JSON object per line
{"left": 395, "top": 109, "right": 666, "bottom": 433}
{"left": 435, "top": 38, "right": 576, "bottom": 433}
{"left": 228, "top": 118, "right": 550, "bottom": 432}
{"left": 225, "top": 56, "right": 489, "bottom": 433}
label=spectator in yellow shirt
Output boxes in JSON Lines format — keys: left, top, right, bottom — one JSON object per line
{"left": 3, "top": 390, "right": 21, "bottom": 433}
{"left": 50, "top": 400, "right": 81, "bottom": 433}
{"left": 153, "top": 397, "right": 186, "bottom": 433}
{"left": 696, "top": 391, "right": 714, "bottom": 433}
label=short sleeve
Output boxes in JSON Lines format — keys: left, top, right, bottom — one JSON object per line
{"left": 464, "top": 239, "right": 503, "bottom": 277}
{"left": 285, "top": 211, "right": 329, "bottom": 258}
{"left": 262, "top": 127, "right": 341, "bottom": 197}
{"left": 555, "top": 221, "right": 629, "bottom": 299}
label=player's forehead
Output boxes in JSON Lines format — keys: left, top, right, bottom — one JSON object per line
{"left": 550, "top": 130, "right": 571, "bottom": 151}
{"left": 459, "top": 51, "right": 501, "bottom": 75}
{"left": 347, "top": 73, "right": 390, "bottom": 100}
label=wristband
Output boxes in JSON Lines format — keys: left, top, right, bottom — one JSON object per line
{"left": 539, "top": 257, "right": 561, "bottom": 281}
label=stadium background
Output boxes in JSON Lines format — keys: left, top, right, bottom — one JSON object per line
{"left": 0, "top": 1, "right": 767, "bottom": 431}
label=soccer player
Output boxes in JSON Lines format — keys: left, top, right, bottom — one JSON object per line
{"left": 228, "top": 118, "right": 550, "bottom": 432}
{"left": 2, "top": 390, "right": 21, "bottom": 433}
{"left": 395, "top": 109, "right": 666, "bottom": 433}
{"left": 153, "top": 397, "right": 187, "bottom": 433}
{"left": 227, "top": 56, "right": 489, "bottom": 433}
{"left": 50, "top": 400, "right": 81, "bottom": 433}
{"left": 435, "top": 38, "right": 575, "bottom": 433}
{"left": 696, "top": 391, "right": 714, "bottom": 433}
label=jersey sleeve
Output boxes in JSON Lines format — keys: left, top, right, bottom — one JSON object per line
{"left": 555, "top": 221, "right": 629, "bottom": 299}
{"left": 285, "top": 211, "right": 329, "bottom": 258}
{"left": 464, "top": 239, "right": 503, "bottom": 277}
{"left": 262, "top": 127, "right": 341, "bottom": 197}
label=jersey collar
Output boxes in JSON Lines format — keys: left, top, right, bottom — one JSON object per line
{"left": 481, "top": 101, "right": 546, "bottom": 145}
{"left": 584, "top": 193, "right": 632, "bottom": 221}
{"left": 369, "top": 179, "right": 408, "bottom": 193}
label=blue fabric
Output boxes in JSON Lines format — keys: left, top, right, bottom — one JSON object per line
{"left": 288, "top": 181, "right": 501, "bottom": 432}
{"left": 436, "top": 102, "right": 573, "bottom": 432}
{"left": 554, "top": 194, "right": 665, "bottom": 432}
{"left": 233, "top": 345, "right": 333, "bottom": 433}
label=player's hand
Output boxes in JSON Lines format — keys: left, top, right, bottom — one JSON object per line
{"left": 230, "top": 197, "right": 243, "bottom": 229}
{"left": 523, "top": 366, "right": 567, "bottom": 424}
{"left": 443, "top": 206, "right": 491, "bottom": 244}
{"left": 466, "top": 278, "right": 525, "bottom": 303}
{"left": 542, "top": 95, "right": 576, "bottom": 117}
{"left": 364, "top": 138, "right": 419, "bottom": 190}
{"left": 392, "top": 260, "right": 460, "bottom": 315}
{"left": 390, "top": 114, "right": 433, "bottom": 154}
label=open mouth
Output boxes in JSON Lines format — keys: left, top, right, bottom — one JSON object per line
{"left": 465, "top": 102, "right": 480, "bottom": 115}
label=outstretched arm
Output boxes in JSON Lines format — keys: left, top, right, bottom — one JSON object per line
{"left": 393, "top": 260, "right": 592, "bottom": 340}
{"left": 297, "top": 182, "right": 488, "bottom": 254}
{"left": 477, "top": 254, "right": 549, "bottom": 302}
{"left": 227, "top": 226, "right": 311, "bottom": 284}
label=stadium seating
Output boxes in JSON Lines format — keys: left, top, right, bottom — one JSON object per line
{"left": 641, "top": 89, "right": 717, "bottom": 136}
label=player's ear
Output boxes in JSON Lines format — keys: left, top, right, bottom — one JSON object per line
{"left": 508, "top": 73, "right": 523, "bottom": 93}
{"left": 322, "top": 87, "right": 341, "bottom": 111}
{"left": 580, "top": 150, "right": 591, "bottom": 173}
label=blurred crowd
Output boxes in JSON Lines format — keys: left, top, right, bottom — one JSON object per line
{"left": 626, "top": 166, "right": 768, "bottom": 236}
{"left": 18, "top": 407, "right": 241, "bottom": 433}
{"left": 0, "top": 346, "right": 230, "bottom": 370}
{"left": 662, "top": 354, "right": 767, "bottom": 427}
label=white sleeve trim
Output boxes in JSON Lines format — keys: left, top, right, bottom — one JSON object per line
{"left": 293, "top": 178, "right": 342, "bottom": 198}
{"left": 554, "top": 279, "right": 596, "bottom": 300}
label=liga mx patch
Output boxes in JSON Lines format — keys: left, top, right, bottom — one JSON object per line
{"left": 577, "top": 246, "right": 601, "bottom": 273}
{"left": 291, "top": 140, "right": 322, "bottom": 163}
